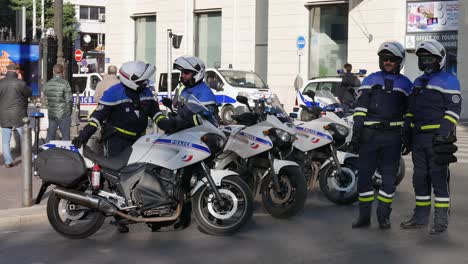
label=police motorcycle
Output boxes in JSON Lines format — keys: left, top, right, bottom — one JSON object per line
{"left": 34, "top": 94, "right": 253, "bottom": 238}
{"left": 288, "top": 90, "right": 358, "bottom": 204}
{"left": 295, "top": 90, "right": 404, "bottom": 204}
{"left": 215, "top": 94, "right": 307, "bottom": 218}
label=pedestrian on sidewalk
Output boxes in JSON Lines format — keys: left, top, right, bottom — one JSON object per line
{"left": 401, "top": 39, "right": 461, "bottom": 234}
{"left": 94, "top": 65, "right": 119, "bottom": 103}
{"left": 0, "top": 64, "right": 32, "bottom": 168}
{"left": 351, "top": 41, "right": 412, "bottom": 229}
{"left": 337, "top": 63, "right": 360, "bottom": 112}
{"left": 43, "top": 64, "right": 73, "bottom": 142}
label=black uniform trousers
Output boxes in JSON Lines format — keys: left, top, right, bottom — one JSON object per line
{"left": 411, "top": 133, "right": 450, "bottom": 224}
{"left": 357, "top": 128, "right": 401, "bottom": 219}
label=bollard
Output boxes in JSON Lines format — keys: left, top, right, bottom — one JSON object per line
{"left": 21, "top": 117, "right": 33, "bottom": 207}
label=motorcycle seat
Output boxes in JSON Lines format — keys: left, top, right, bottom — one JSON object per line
{"left": 83, "top": 146, "right": 133, "bottom": 171}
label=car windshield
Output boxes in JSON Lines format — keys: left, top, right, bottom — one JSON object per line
{"left": 218, "top": 70, "right": 267, "bottom": 89}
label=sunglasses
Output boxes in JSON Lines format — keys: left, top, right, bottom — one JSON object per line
{"left": 181, "top": 69, "right": 195, "bottom": 75}
{"left": 380, "top": 56, "right": 400, "bottom": 63}
{"left": 419, "top": 55, "right": 438, "bottom": 64}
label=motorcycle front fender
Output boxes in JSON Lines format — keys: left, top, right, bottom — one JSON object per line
{"left": 271, "top": 159, "right": 299, "bottom": 176}
{"left": 190, "top": 169, "right": 239, "bottom": 195}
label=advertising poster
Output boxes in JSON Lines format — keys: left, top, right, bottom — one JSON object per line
{"left": 407, "top": 1, "right": 459, "bottom": 33}
{"left": 0, "top": 43, "right": 40, "bottom": 96}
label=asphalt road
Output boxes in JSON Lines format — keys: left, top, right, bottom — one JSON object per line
{"left": 1, "top": 161, "right": 468, "bottom": 264}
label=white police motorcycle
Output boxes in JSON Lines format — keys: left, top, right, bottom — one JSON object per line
{"left": 34, "top": 94, "right": 253, "bottom": 238}
{"left": 215, "top": 94, "right": 307, "bottom": 218}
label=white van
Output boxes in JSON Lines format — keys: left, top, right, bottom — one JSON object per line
{"left": 158, "top": 68, "right": 271, "bottom": 124}
{"left": 72, "top": 73, "right": 103, "bottom": 119}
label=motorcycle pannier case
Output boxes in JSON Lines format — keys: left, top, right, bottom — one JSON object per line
{"left": 36, "top": 148, "right": 87, "bottom": 188}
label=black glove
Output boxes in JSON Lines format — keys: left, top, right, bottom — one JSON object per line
{"left": 72, "top": 136, "right": 86, "bottom": 148}
{"left": 432, "top": 134, "right": 458, "bottom": 165}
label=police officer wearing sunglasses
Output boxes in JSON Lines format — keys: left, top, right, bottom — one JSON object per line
{"left": 401, "top": 39, "right": 461, "bottom": 234}
{"left": 351, "top": 41, "right": 413, "bottom": 229}
{"left": 72, "top": 61, "right": 165, "bottom": 157}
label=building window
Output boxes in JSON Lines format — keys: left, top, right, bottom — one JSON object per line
{"left": 80, "top": 6, "right": 105, "bottom": 21}
{"left": 195, "top": 12, "right": 222, "bottom": 68}
{"left": 134, "top": 15, "right": 156, "bottom": 78}
{"left": 308, "top": 5, "right": 348, "bottom": 78}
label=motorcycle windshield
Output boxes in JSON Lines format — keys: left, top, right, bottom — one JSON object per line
{"left": 184, "top": 94, "right": 217, "bottom": 124}
{"left": 266, "top": 94, "right": 291, "bottom": 122}
{"left": 316, "top": 90, "right": 340, "bottom": 104}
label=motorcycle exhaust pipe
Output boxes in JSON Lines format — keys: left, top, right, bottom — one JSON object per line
{"left": 53, "top": 188, "right": 183, "bottom": 223}
{"left": 53, "top": 188, "right": 116, "bottom": 215}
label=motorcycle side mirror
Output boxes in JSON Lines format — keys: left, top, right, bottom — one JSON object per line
{"left": 162, "top": 97, "right": 174, "bottom": 112}
{"left": 304, "top": 90, "right": 316, "bottom": 101}
{"left": 236, "top": 95, "right": 249, "bottom": 105}
{"left": 289, "top": 113, "right": 298, "bottom": 119}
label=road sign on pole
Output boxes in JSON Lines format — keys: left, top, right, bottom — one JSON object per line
{"left": 74, "top": 49, "right": 83, "bottom": 62}
{"left": 296, "top": 36, "right": 306, "bottom": 50}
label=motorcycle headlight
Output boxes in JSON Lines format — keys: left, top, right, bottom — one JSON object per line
{"left": 276, "top": 129, "right": 292, "bottom": 142}
{"left": 201, "top": 133, "right": 226, "bottom": 154}
{"left": 329, "top": 123, "right": 349, "bottom": 137}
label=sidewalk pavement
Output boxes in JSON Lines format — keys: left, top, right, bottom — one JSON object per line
{"left": 0, "top": 151, "right": 47, "bottom": 229}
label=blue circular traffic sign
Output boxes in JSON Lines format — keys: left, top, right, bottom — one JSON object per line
{"left": 296, "top": 35, "right": 306, "bottom": 50}
{"left": 81, "top": 59, "right": 88, "bottom": 67}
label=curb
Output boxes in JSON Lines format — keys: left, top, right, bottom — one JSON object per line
{"left": 0, "top": 205, "right": 47, "bottom": 229}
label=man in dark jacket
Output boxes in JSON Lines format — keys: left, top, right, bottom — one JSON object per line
{"left": 43, "top": 64, "right": 73, "bottom": 142}
{"left": 338, "top": 63, "right": 361, "bottom": 112}
{"left": 0, "top": 64, "right": 32, "bottom": 168}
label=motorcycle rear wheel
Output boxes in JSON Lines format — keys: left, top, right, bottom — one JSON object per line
{"left": 193, "top": 176, "right": 253, "bottom": 236}
{"left": 47, "top": 189, "right": 106, "bottom": 239}
{"left": 261, "top": 166, "right": 307, "bottom": 219}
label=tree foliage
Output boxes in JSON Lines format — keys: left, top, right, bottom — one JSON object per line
{"left": 0, "top": 0, "right": 79, "bottom": 40}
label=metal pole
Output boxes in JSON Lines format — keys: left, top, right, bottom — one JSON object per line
{"left": 55, "top": 0, "right": 64, "bottom": 65}
{"left": 167, "top": 29, "right": 172, "bottom": 99}
{"left": 21, "top": 6, "right": 26, "bottom": 41}
{"left": 33, "top": 0, "right": 37, "bottom": 40}
{"left": 21, "top": 118, "right": 32, "bottom": 207}
{"left": 41, "top": 0, "right": 45, "bottom": 39}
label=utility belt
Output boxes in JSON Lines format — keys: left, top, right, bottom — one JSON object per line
{"left": 363, "top": 120, "right": 403, "bottom": 130}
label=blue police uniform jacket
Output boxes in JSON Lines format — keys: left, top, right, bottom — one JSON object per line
{"left": 353, "top": 71, "right": 413, "bottom": 132}
{"left": 80, "top": 83, "right": 164, "bottom": 140}
{"left": 179, "top": 82, "right": 217, "bottom": 106}
{"left": 405, "top": 71, "right": 461, "bottom": 137}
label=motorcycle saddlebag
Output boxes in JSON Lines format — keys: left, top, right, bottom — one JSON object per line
{"left": 36, "top": 148, "right": 87, "bottom": 188}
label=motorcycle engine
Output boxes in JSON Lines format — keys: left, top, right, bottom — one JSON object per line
{"left": 131, "top": 167, "right": 179, "bottom": 214}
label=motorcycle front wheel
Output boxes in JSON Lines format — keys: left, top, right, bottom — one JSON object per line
{"left": 319, "top": 158, "right": 358, "bottom": 205}
{"left": 193, "top": 176, "right": 253, "bottom": 236}
{"left": 47, "top": 189, "right": 106, "bottom": 239}
{"left": 261, "top": 166, "right": 307, "bottom": 219}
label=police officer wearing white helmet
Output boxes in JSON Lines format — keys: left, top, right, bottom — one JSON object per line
{"left": 351, "top": 41, "right": 413, "bottom": 229}
{"left": 172, "top": 56, "right": 219, "bottom": 125}
{"left": 72, "top": 61, "right": 165, "bottom": 156}
{"left": 401, "top": 39, "right": 461, "bottom": 234}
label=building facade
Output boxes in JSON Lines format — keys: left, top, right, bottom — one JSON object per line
{"left": 105, "top": 0, "right": 466, "bottom": 116}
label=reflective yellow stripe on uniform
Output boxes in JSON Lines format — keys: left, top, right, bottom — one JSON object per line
{"left": 193, "top": 115, "right": 199, "bottom": 126}
{"left": 364, "top": 121, "right": 380, "bottom": 126}
{"left": 354, "top": 112, "right": 367, "bottom": 117}
{"left": 390, "top": 121, "right": 404, "bottom": 126}
{"left": 359, "top": 196, "right": 374, "bottom": 202}
{"left": 88, "top": 122, "right": 98, "bottom": 128}
{"left": 115, "top": 127, "right": 137, "bottom": 136}
{"left": 154, "top": 115, "right": 167, "bottom": 124}
{"left": 416, "top": 201, "right": 431, "bottom": 206}
{"left": 405, "top": 113, "right": 414, "bottom": 118}
{"left": 435, "top": 203, "right": 450, "bottom": 208}
{"left": 421, "top": 124, "right": 441, "bottom": 130}
{"left": 377, "top": 196, "right": 393, "bottom": 203}
{"left": 444, "top": 115, "right": 458, "bottom": 125}
{"left": 410, "top": 123, "right": 415, "bottom": 128}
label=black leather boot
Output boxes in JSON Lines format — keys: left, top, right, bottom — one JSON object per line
{"left": 430, "top": 207, "right": 449, "bottom": 235}
{"left": 352, "top": 203, "right": 372, "bottom": 228}
{"left": 377, "top": 201, "right": 392, "bottom": 229}
{"left": 401, "top": 205, "right": 430, "bottom": 229}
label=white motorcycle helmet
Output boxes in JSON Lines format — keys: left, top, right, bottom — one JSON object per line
{"left": 119, "top": 61, "right": 156, "bottom": 91}
{"left": 416, "top": 39, "right": 446, "bottom": 74}
{"left": 377, "top": 41, "right": 406, "bottom": 74}
{"left": 173, "top": 56, "right": 206, "bottom": 87}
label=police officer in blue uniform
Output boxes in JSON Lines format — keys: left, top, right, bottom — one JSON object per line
{"left": 400, "top": 40, "right": 461, "bottom": 234}
{"left": 351, "top": 41, "right": 413, "bottom": 229}
{"left": 172, "top": 56, "right": 219, "bottom": 125}
{"left": 72, "top": 61, "right": 165, "bottom": 156}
